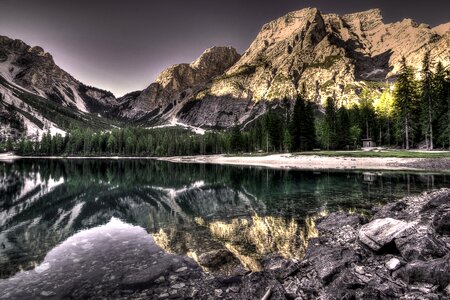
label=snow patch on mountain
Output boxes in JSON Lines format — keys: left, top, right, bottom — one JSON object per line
{"left": 151, "top": 117, "right": 206, "bottom": 135}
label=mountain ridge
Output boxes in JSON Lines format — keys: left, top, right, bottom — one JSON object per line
{"left": 0, "top": 7, "right": 449, "bottom": 138}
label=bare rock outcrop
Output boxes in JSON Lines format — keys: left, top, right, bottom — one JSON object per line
{"left": 117, "top": 46, "right": 240, "bottom": 123}
{"left": 124, "top": 7, "right": 449, "bottom": 128}
{"left": 0, "top": 35, "right": 118, "bottom": 115}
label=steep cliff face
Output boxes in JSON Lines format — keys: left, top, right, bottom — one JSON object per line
{"left": 162, "top": 8, "right": 446, "bottom": 127}
{"left": 117, "top": 46, "right": 240, "bottom": 123}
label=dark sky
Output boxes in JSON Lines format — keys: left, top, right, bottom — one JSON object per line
{"left": 1, "top": 0, "right": 449, "bottom": 96}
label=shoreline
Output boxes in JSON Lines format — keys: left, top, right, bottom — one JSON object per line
{"left": 157, "top": 154, "right": 450, "bottom": 172}
{"left": 1, "top": 152, "right": 450, "bottom": 171}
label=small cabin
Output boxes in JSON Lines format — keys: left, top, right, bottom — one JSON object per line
{"left": 362, "top": 138, "right": 376, "bottom": 148}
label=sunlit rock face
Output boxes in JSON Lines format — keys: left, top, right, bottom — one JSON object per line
{"left": 123, "top": 8, "right": 450, "bottom": 127}
{"left": 200, "top": 8, "right": 449, "bottom": 108}
{"left": 115, "top": 46, "right": 241, "bottom": 122}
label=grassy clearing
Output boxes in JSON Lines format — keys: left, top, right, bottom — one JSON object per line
{"left": 226, "top": 150, "right": 450, "bottom": 158}
{"left": 297, "top": 150, "right": 450, "bottom": 158}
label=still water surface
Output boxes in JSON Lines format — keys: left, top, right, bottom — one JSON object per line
{"left": 0, "top": 159, "right": 449, "bottom": 297}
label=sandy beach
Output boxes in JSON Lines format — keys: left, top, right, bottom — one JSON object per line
{"left": 156, "top": 154, "right": 450, "bottom": 171}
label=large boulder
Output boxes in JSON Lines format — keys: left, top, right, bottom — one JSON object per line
{"left": 434, "top": 212, "right": 450, "bottom": 235}
{"left": 306, "top": 244, "right": 361, "bottom": 284}
{"left": 395, "top": 232, "right": 448, "bottom": 261}
{"left": 394, "top": 254, "right": 450, "bottom": 288}
{"left": 358, "top": 218, "right": 416, "bottom": 251}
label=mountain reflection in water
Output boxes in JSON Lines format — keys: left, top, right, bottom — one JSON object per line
{"left": 1, "top": 159, "right": 449, "bottom": 282}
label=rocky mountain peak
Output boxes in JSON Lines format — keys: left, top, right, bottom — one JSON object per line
{"left": 28, "top": 46, "right": 47, "bottom": 57}
{"left": 342, "top": 8, "right": 383, "bottom": 31}
{"left": 173, "top": 7, "right": 449, "bottom": 127}
{"left": 118, "top": 46, "right": 241, "bottom": 121}
{"left": 433, "top": 22, "right": 450, "bottom": 36}
{"left": 0, "top": 34, "right": 119, "bottom": 132}
{"left": 191, "top": 46, "right": 240, "bottom": 71}
{"left": 155, "top": 46, "right": 240, "bottom": 91}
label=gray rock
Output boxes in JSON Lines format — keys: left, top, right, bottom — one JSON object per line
{"left": 175, "top": 267, "right": 188, "bottom": 273}
{"left": 394, "top": 254, "right": 450, "bottom": 288}
{"left": 171, "top": 282, "right": 185, "bottom": 289}
{"left": 434, "top": 212, "right": 450, "bottom": 235}
{"left": 307, "top": 245, "right": 360, "bottom": 283}
{"left": 316, "top": 212, "right": 366, "bottom": 233}
{"left": 395, "top": 232, "right": 448, "bottom": 261}
{"left": 359, "top": 218, "right": 416, "bottom": 251}
{"left": 386, "top": 258, "right": 401, "bottom": 271}
{"left": 214, "top": 289, "right": 223, "bottom": 297}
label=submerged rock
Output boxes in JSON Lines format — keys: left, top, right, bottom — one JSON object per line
{"left": 198, "top": 249, "right": 236, "bottom": 268}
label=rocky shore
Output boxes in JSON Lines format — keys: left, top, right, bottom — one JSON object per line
{"left": 133, "top": 188, "right": 450, "bottom": 300}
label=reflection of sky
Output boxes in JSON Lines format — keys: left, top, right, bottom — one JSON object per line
{"left": 0, "top": 218, "right": 194, "bottom": 299}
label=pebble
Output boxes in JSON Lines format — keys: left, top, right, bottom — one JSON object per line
{"left": 214, "top": 289, "right": 223, "bottom": 297}
{"left": 385, "top": 258, "right": 401, "bottom": 271}
{"left": 171, "top": 282, "right": 186, "bottom": 289}
{"left": 226, "top": 286, "right": 240, "bottom": 293}
{"left": 175, "top": 267, "right": 188, "bottom": 273}
{"left": 40, "top": 291, "right": 56, "bottom": 297}
{"left": 169, "top": 275, "right": 178, "bottom": 281}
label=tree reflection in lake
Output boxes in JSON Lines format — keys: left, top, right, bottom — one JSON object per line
{"left": 0, "top": 159, "right": 449, "bottom": 279}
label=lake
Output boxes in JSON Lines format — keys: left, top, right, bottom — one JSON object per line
{"left": 0, "top": 159, "right": 449, "bottom": 298}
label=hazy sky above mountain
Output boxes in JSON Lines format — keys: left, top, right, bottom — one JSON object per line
{"left": 1, "top": 0, "right": 449, "bottom": 96}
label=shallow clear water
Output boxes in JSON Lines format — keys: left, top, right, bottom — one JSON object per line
{"left": 0, "top": 159, "right": 449, "bottom": 297}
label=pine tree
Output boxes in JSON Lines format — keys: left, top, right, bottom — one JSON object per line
{"left": 374, "top": 89, "right": 395, "bottom": 145}
{"left": 324, "top": 97, "right": 338, "bottom": 150}
{"left": 289, "top": 95, "right": 305, "bottom": 151}
{"left": 303, "top": 100, "right": 317, "bottom": 150}
{"left": 394, "top": 57, "right": 418, "bottom": 149}
{"left": 265, "top": 113, "right": 283, "bottom": 152}
{"left": 433, "top": 62, "right": 450, "bottom": 148}
{"left": 230, "top": 117, "right": 242, "bottom": 153}
{"left": 419, "top": 51, "right": 435, "bottom": 149}
{"left": 336, "top": 107, "right": 351, "bottom": 149}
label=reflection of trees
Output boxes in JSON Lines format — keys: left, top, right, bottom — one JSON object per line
{"left": 153, "top": 214, "right": 320, "bottom": 273}
{"left": 0, "top": 159, "right": 449, "bottom": 278}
